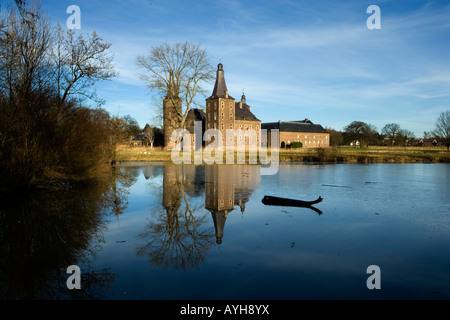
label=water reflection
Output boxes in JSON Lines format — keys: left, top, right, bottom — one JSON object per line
{"left": 109, "top": 166, "right": 140, "bottom": 222}
{"left": 205, "top": 165, "right": 260, "bottom": 244}
{"left": 0, "top": 179, "right": 116, "bottom": 300}
{"left": 3, "top": 164, "right": 449, "bottom": 299}
{"left": 137, "top": 165, "right": 213, "bottom": 270}
{"left": 137, "top": 164, "right": 261, "bottom": 270}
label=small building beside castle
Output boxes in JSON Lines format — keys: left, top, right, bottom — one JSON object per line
{"left": 261, "top": 119, "right": 330, "bottom": 148}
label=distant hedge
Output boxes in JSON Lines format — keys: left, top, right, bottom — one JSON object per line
{"left": 290, "top": 141, "right": 303, "bottom": 148}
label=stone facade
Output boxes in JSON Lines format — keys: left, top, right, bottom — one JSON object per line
{"left": 262, "top": 120, "right": 330, "bottom": 148}
{"left": 163, "top": 71, "right": 182, "bottom": 150}
{"left": 278, "top": 131, "right": 329, "bottom": 148}
{"left": 163, "top": 97, "right": 182, "bottom": 150}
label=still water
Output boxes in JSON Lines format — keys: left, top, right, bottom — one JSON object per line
{"left": 1, "top": 163, "right": 449, "bottom": 299}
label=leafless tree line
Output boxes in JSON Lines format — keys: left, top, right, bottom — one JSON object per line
{"left": 0, "top": 2, "right": 117, "bottom": 190}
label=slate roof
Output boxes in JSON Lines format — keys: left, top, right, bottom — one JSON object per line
{"left": 234, "top": 102, "right": 260, "bottom": 122}
{"left": 261, "top": 120, "right": 328, "bottom": 133}
{"left": 206, "top": 63, "right": 234, "bottom": 100}
{"left": 186, "top": 108, "right": 206, "bottom": 121}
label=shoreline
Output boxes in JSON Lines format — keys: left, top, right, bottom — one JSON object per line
{"left": 114, "top": 145, "right": 450, "bottom": 165}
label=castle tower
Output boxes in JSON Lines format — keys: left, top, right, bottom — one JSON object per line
{"left": 163, "top": 71, "right": 182, "bottom": 150}
{"left": 205, "top": 165, "right": 235, "bottom": 244}
{"left": 205, "top": 63, "right": 235, "bottom": 147}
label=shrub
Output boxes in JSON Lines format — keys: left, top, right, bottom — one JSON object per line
{"left": 0, "top": 93, "right": 112, "bottom": 191}
{"left": 290, "top": 141, "right": 303, "bottom": 149}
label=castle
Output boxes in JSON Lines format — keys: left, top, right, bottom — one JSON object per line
{"left": 163, "top": 63, "right": 329, "bottom": 150}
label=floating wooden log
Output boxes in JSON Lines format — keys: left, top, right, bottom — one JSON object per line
{"left": 261, "top": 195, "right": 323, "bottom": 207}
{"left": 261, "top": 195, "right": 323, "bottom": 215}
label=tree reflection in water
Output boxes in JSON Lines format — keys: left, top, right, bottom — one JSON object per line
{"left": 0, "top": 175, "right": 118, "bottom": 300}
{"left": 108, "top": 166, "right": 140, "bottom": 223}
{"left": 137, "top": 164, "right": 261, "bottom": 271}
{"left": 137, "top": 165, "right": 215, "bottom": 271}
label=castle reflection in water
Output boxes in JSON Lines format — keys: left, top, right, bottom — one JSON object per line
{"left": 160, "top": 164, "right": 260, "bottom": 244}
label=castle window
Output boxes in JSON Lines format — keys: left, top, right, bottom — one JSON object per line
{"left": 249, "top": 125, "right": 252, "bottom": 129}
{"left": 256, "top": 125, "right": 259, "bottom": 129}
{"left": 229, "top": 123, "right": 233, "bottom": 128}
{"left": 214, "top": 113, "right": 216, "bottom": 120}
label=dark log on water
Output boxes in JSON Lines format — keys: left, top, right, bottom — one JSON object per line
{"left": 262, "top": 195, "right": 323, "bottom": 207}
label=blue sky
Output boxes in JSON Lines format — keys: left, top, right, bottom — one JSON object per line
{"left": 3, "top": 0, "right": 450, "bottom": 136}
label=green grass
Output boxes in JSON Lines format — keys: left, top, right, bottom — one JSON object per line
{"left": 114, "top": 145, "right": 450, "bottom": 164}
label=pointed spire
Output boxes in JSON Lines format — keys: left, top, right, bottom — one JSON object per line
{"left": 211, "top": 210, "right": 228, "bottom": 245}
{"left": 208, "top": 63, "right": 234, "bottom": 100}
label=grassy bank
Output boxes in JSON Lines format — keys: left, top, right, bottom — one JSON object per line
{"left": 114, "top": 144, "right": 450, "bottom": 164}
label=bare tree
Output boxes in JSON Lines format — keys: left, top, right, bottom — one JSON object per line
{"left": 343, "top": 121, "right": 378, "bottom": 148}
{"left": 0, "top": 2, "right": 116, "bottom": 189}
{"left": 381, "top": 123, "right": 401, "bottom": 146}
{"left": 399, "top": 129, "right": 415, "bottom": 148}
{"left": 52, "top": 24, "right": 117, "bottom": 106}
{"left": 143, "top": 124, "right": 155, "bottom": 148}
{"left": 136, "top": 42, "right": 214, "bottom": 130}
{"left": 0, "top": 3, "right": 52, "bottom": 101}
{"left": 432, "top": 110, "right": 450, "bottom": 152}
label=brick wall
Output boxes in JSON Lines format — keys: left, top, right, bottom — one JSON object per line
{"left": 266, "top": 131, "right": 330, "bottom": 148}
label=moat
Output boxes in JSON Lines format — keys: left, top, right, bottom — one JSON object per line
{"left": 1, "top": 163, "right": 449, "bottom": 299}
